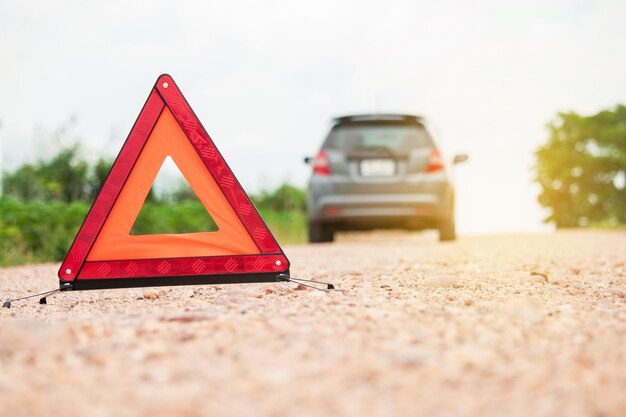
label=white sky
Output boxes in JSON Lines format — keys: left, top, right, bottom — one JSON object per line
{"left": 1, "top": 0, "right": 625, "bottom": 234}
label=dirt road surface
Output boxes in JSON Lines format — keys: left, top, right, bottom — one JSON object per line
{"left": 1, "top": 230, "right": 625, "bottom": 417}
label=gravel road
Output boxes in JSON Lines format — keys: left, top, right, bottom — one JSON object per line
{"left": 1, "top": 230, "right": 625, "bottom": 417}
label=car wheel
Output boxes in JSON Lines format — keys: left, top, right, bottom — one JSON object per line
{"left": 308, "top": 221, "right": 334, "bottom": 243}
{"left": 438, "top": 213, "right": 456, "bottom": 242}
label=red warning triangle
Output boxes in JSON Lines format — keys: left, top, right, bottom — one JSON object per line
{"left": 58, "top": 74, "right": 289, "bottom": 290}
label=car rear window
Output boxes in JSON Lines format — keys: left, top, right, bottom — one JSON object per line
{"left": 324, "top": 124, "right": 432, "bottom": 153}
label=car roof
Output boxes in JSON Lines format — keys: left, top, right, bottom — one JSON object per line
{"left": 332, "top": 114, "right": 424, "bottom": 124}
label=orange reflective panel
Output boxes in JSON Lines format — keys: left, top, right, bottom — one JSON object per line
{"left": 87, "top": 108, "right": 260, "bottom": 261}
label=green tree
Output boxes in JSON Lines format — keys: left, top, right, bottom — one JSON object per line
{"left": 535, "top": 105, "right": 626, "bottom": 227}
{"left": 87, "top": 157, "right": 113, "bottom": 201}
{"left": 3, "top": 146, "right": 88, "bottom": 202}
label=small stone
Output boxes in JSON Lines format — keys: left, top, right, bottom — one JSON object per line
{"left": 295, "top": 284, "right": 308, "bottom": 291}
{"left": 161, "top": 314, "right": 214, "bottom": 323}
{"left": 143, "top": 292, "right": 160, "bottom": 300}
{"left": 524, "top": 275, "right": 546, "bottom": 284}
{"left": 529, "top": 271, "right": 549, "bottom": 283}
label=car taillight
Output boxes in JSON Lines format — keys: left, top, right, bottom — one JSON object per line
{"left": 425, "top": 148, "right": 444, "bottom": 173}
{"left": 312, "top": 150, "right": 331, "bottom": 176}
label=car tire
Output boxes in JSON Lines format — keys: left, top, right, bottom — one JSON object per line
{"left": 308, "top": 221, "right": 334, "bottom": 243}
{"left": 438, "top": 212, "right": 456, "bottom": 242}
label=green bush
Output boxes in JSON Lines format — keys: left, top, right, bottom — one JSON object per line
{"left": 2, "top": 147, "right": 90, "bottom": 203}
{"left": 0, "top": 198, "right": 89, "bottom": 265}
{"left": 0, "top": 145, "right": 307, "bottom": 266}
{"left": 252, "top": 183, "right": 306, "bottom": 211}
{"left": 0, "top": 194, "right": 306, "bottom": 267}
{"left": 131, "top": 200, "right": 219, "bottom": 235}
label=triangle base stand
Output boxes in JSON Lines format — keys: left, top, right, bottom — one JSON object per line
{"left": 3, "top": 283, "right": 72, "bottom": 308}
{"left": 3, "top": 273, "right": 336, "bottom": 308}
{"left": 64, "top": 272, "right": 291, "bottom": 291}
{"left": 276, "top": 274, "right": 335, "bottom": 291}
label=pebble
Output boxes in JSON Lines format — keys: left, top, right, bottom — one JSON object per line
{"left": 342, "top": 269, "right": 363, "bottom": 277}
{"left": 529, "top": 271, "right": 549, "bottom": 283}
{"left": 160, "top": 314, "right": 214, "bottom": 323}
{"left": 143, "top": 290, "right": 167, "bottom": 300}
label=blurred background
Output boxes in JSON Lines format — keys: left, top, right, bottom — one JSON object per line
{"left": 0, "top": 0, "right": 625, "bottom": 265}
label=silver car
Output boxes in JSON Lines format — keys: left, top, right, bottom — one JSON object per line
{"left": 305, "top": 114, "right": 467, "bottom": 243}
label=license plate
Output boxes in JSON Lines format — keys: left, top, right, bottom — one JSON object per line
{"left": 360, "top": 159, "right": 395, "bottom": 177}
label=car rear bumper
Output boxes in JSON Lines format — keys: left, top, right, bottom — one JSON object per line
{"left": 307, "top": 172, "right": 453, "bottom": 229}
{"left": 311, "top": 193, "right": 438, "bottom": 216}
{"left": 308, "top": 192, "right": 449, "bottom": 230}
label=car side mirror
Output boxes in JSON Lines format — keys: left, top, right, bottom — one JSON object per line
{"left": 304, "top": 156, "right": 312, "bottom": 164}
{"left": 453, "top": 154, "right": 468, "bottom": 164}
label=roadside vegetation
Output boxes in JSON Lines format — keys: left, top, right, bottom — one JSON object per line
{"left": 535, "top": 104, "right": 626, "bottom": 228}
{"left": 0, "top": 147, "right": 307, "bottom": 266}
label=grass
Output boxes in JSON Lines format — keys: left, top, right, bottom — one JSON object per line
{"left": 257, "top": 208, "right": 307, "bottom": 244}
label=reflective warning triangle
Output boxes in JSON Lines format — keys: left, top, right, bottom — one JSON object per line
{"left": 58, "top": 74, "right": 290, "bottom": 290}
